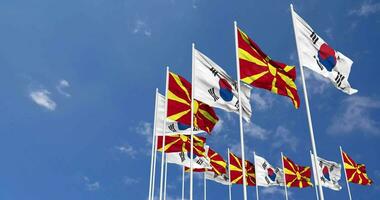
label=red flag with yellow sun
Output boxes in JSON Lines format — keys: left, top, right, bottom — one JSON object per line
{"left": 283, "top": 155, "right": 312, "bottom": 188}
{"left": 342, "top": 150, "right": 373, "bottom": 185}
{"left": 229, "top": 152, "right": 256, "bottom": 186}
{"left": 156, "top": 134, "right": 206, "bottom": 156}
{"left": 237, "top": 27, "right": 300, "bottom": 108}
{"left": 167, "top": 72, "right": 219, "bottom": 133}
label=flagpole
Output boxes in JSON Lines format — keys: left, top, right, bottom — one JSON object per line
{"left": 159, "top": 66, "right": 170, "bottom": 200}
{"left": 290, "top": 4, "right": 325, "bottom": 200}
{"left": 164, "top": 156, "right": 168, "bottom": 200}
{"left": 204, "top": 172, "right": 207, "bottom": 200}
{"left": 228, "top": 148, "right": 232, "bottom": 200}
{"left": 310, "top": 151, "right": 320, "bottom": 200}
{"left": 182, "top": 166, "right": 185, "bottom": 200}
{"left": 340, "top": 146, "right": 353, "bottom": 200}
{"left": 281, "top": 152, "right": 288, "bottom": 200}
{"left": 234, "top": 20, "right": 248, "bottom": 200}
{"left": 151, "top": 126, "right": 159, "bottom": 200}
{"left": 148, "top": 89, "right": 159, "bottom": 200}
{"left": 190, "top": 42, "right": 195, "bottom": 200}
{"left": 253, "top": 152, "right": 259, "bottom": 200}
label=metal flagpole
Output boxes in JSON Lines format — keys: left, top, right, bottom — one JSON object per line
{"left": 310, "top": 151, "right": 320, "bottom": 200}
{"left": 148, "top": 89, "right": 159, "bottom": 200}
{"left": 151, "top": 128, "right": 158, "bottom": 200}
{"left": 163, "top": 156, "right": 168, "bottom": 200}
{"left": 253, "top": 152, "right": 259, "bottom": 200}
{"left": 290, "top": 4, "right": 325, "bottom": 200}
{"left": 340, "top": 146, "right": 353, "bottom": 200}
{"left": 204, "top": 172, "right": 207, "bottom": 200}
{"left": 190, "top": 43, "right": 195, "bottom": 200}
{"left": 228, "top": 148, "right": 232, "bottom": 200}
{"left": 233, "top": 20, "right": 248, "bottom": 200}
{"left": 159, "top": 67, "right": 170, "bottom": 200}
{"left": 281, "top": 152, "right": 288, "bottom": 200}
{"left": 182, "top": 166, "right": 185, "bottom": 200}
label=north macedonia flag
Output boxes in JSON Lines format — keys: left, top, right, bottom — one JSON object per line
{"left": 229, "top": 152, "right": 256, "bottom": 186}
{"left": 283, "top": 155, "right": 312, "bottom": 188}
{"left": 342, "top": 150, "right": 373, "bottom": 185}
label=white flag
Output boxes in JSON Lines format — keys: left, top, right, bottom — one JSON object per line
{"left": 310, "top": 153, "right": 342, "bottom": 191}
{"left": 254, "top": 154, "right": 284, "bottom": 187}
{"left": 292, "top": 9, "right": 357, "bottom": 95}
{"left": 205, "top": 171, "right": 230, "bottom": 185}
{"left": 155, "top": 92, "right": 203, "bottom": 135}
{"left": 193, "top": 48, "right": 252, "bottom": 122}
{"left": 166, "top": 151, "right": 210, "bottom": 169}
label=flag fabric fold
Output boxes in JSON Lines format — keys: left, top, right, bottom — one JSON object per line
{"left": 292, "top": 9, "right": 357, "bottom": 95}
{"left": 237, "top": 27, "right": 301, "bottom": 108}
{"left": 283, "top": 155, "right": 313, "bottom": 188}
{"left": 254, "top": 154, "right": 284, "bottom": 187}
{"left": 229, "top": 152, "right": 256, "bottom": 186}
{"left": 156, "top": 134, "right": 206, "bottom": 156}
{"left": 342, "top": 150, "right": 373, "bottom": 185}
{"left": 310, "top": 153, "right": 342, "bottom": 191}
{"left": 166, "top": 151, "right": 210, "bottom": 169}
{"left": 193, "top": 48, "right": 252, "bottom": 121}
{"left": 167, "top": 72, "right": 219, "bottom": 133}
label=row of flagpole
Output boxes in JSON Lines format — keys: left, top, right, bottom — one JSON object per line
{"left": 147, "top": 4, "right": 366, "bottom": 200}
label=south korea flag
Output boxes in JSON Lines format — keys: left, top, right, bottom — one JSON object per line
{"left": 311, "top": 153, "right": 342, "bottom": 191}
{"left": 254, "top": 154, "right": 284, "bottom": 187}
{"left": 291, "top": 7, "right": 357, "bottom": 95}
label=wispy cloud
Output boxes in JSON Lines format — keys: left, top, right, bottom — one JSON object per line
{"left": 328, "top": 96, "right": 380, "bottom": 136}
{"left": 132, "top": 19, "right": 152, "bottom": 37}
{"left": 56, "top": 79, "right": 71, "bottom": 97}
{"left": 135, "top": 121, "right": 153, "bottom": 144}
{"left": 251, "top": 92, "right": 275, "bottom": 111}
{"left": 123, "top": 176, "right": 139, "bottom": 185}
{"left": 115, "top": 144, "right": 137, "bottom": 158}
{"left": 349, "top": 1, "right": 380, "bottom": 16}
{"left": 271, "top": 126, "right": 299, "bottom": 152}
{"left": 302, "top": 68, "right": 330, "bottom": 95}
{"left": 261, "top": 187, "right": 293, "bottom": 199}
{"left": 244, "top": 122, "right": 270, "bottom": 140}
{"left": 83, "top": 176, "right": 100, "bottom": 191}
{"left": 29, "top": 89, "right": 57, "bottom": 111}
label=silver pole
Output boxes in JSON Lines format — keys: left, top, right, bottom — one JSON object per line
{"left": 149, "top": 89, "right": 159, "bottom": 200}
{"left": 310, "top": 151, "right": 320, "bottom": 200}
{"left": 253, "top": 152, "right": 259, "bottom": 200}
{"left": 281, "top": 152, "right": 288, "bottom": 200}
{"left": 182, "top": 166, "right": 185, "bottom": 200}
{"left": 163, "top": 156, "right": 168, "bottom": 200}
{"left": 340, "top": 146, "right": 353, "bottom": 200}
{"left": 290, "top": 4, "right": 324, "bottom": 200}
{"left": 190, "top": 43, "right": 195, "bottom": 200}
{"left": 228, "top": 148, "right": 232, "bottom": 200}
{"left": 159, "top": 67, "right": 170, "bottom": 200}
{"left": 233, "top": 20, "right": 248, "bottom": 200}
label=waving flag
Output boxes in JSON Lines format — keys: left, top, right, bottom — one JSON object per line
{"left": 310, "top": 153, "right": 342, "bottom": 191}
{"left": 254, "top": 154, "right": 284, "bottom": 187}
{"left": 291, "top": 8, "right": 357, "bottom": 95}
{"left": 185, "top": 146, "right": 230, "bottom": 185}
{"left": 283, "top": 156, "right": 312, "bottom": 188}
{"left": 237, "top": 27, "right": 300, "bottom": 108}
{"left": 166, "top": 151, "right": 210, "bottom": 169}
{"left": 155, "top": 92, "right": 203, "bottom": 135}
{"left": 157, "top": 134, "right": 206, "bottom": 156}
{"left": 167, "top": 72, "right": 219, "bottom": 133}
{"left": 193, "top": 48, "right": 252, "bottom": 121}
{"left": 342, "top": 150, "right": 373, "bottom": 185}
{"left": 229, "top": 152, "right": 256, "bottom": 186}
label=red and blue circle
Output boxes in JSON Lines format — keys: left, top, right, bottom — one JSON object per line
{"left": 318, "top": 43, "right": 337, "bottom": 71}
{"left": 322, "top": 166, "right": 331, "bottom": 181}
{"left": 218, "top": 78, "right": 234, "bottom": 102}
{"left": 267, "top": 168, "right": 277, "bottom": 182}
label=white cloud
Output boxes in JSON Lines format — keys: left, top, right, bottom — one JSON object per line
{"left": 83, "top": 176, "right": 100, "bottom": 191}
{"left": 56, "top": 79, "right": 71, "bottom": 97}
{"left": 261, "top": 187, "right": 293, "bottom": 199}
{"left": 271, "top": 126, "right": 298, "bottom": 152}
{"left": 324, "top": 28, "right": 334, "bottom": 40}
{"left": 251, "top": 92, "right": 275, "bottom": 111}
{"left": 115, "top": 144, "right": 137, "bottom": 158}
{"left": 212, "top": 118, "right": 224, "bottom": 134}
{"left": 123, "top": 176, "right": 139, "bottom": 185}
{"left": 328, "top": 96, "right": 380, "bottom": 135}
{"left": 29, "top": 89, "right": 57, "bottom": 111}
{"left": 136, "top": 121, "right": 153, "bottom": 144}
{"left": 244, "top": 122, "right": 270, "bottom": 140}
{"left": 302, "top": 68, "right": 330, "bottom": 95}
{"left": 349, "top": 1, "right": 380, "bottom": 16}
{"left": 132, "top": 19, "right": 152, "bottom": 37}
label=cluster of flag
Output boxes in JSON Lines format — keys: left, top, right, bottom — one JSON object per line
{"left": 148, "top": 4, "right": 372, "bottom": 200}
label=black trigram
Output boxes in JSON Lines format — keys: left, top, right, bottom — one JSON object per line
{"left": 168, "top": 124, "right": 177, "bottom": 132}
{"left": 234, "top": 100, "right": 240, "bottom": 110}
{"left": 208, "top": 88, "right": 219, "bottom": 101}
{"left": 310, "top": 32, "right": 319, "bottom": 44}
{"left": 196, "top": 159, "right": 204, "bottom": 165}
{"left": 335, "top": 72, "right": 345, "bottom": 88}
{"left": 262, "top": 162, "right": 268, "bottom": 170}
{"left": 265, "top": 176, "right": 271, "bottom": 184}
{"left": 209, "top": 67, "right": 219, "bottom": 76}
{"left": 179, "top": 152, "right": 186, "bottom": 162}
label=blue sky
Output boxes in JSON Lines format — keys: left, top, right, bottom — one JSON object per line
{"left": 0, "top": 0, "right": 379, "bottom": 199}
